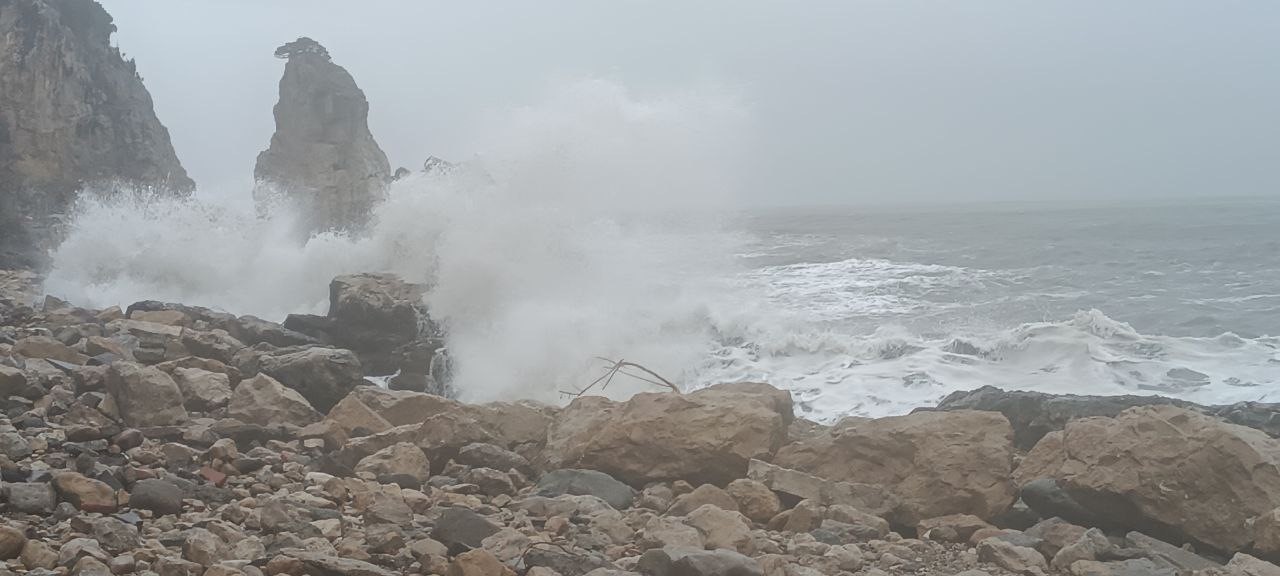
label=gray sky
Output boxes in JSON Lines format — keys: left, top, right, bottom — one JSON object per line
{"left": 101, "top": 0, "right": 1280, "bottom": 206}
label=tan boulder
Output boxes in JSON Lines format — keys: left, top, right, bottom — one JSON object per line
{"left": 52, "top": 472, "right": 118, "bottom": 512}
{"left": 725, "top": 478, "right": 781, "bottom": 523}
{"left": 447, "top": 549, "right": 513, "bottom": 576}
{"left": 325, "top": 392, "right": 393, "bottom": 436}
{"left": 668, "top": 484, "right": 740, "bottom": 516}
{"left": 1226, "top": 553, "right": 1280, "bottom": 576}
{"left": 105, "top": 362, "right": 189, "bottom": 427}
{"left": 331, "top": 413, "right": 496, "bottom": 471}
{"left": 541, "top": 382, "right": 793, "bottom": 486}
{"left": 353, "top": 387, "right": 554, "bottom": 447}
{"left": 354, "top": 442, "right": 431, "bottom": 482}
{"left": 14, "top": 335, "right": 88, "bottom": 364}
{"left": 171, "top": 367, "right": 232, "bottom": 411}
{"left": 227, "top": 374, "right": 321, "bottom": 428}
{"left": 773, "top": 410, "right": 1015, "bottom": 524}
{"left": 1014, "top": 405, "right": 1280, "bottom": 554}
{"left": 747, "top": 458, "right": 900, "bottom": 519}
{"left": 684, "top": 504, "right": 755, "bottom": 554}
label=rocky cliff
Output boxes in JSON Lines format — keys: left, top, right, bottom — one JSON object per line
{"left": 0, "top": 0, "right": 194, "bottom": 268}
{"left": 253, "top": 37, "right": 391, "bottom": 237}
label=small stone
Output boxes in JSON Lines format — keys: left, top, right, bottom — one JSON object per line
{"left": 671, "top": 549, "right": 763, "bottom": 576}
{"left": 641, "top": 516, "right": 704, "bottom": 550}
{"left": 977, "top": 537, "right": 1048, "bottom": 576}
{"left": 183, "top": 527, "right": 226, "bottom": 566}
{"left": 71, "top": 556, "right": 114, "bottom": 576}
{"left": 21, "top": 540, "right": 58, "bottom": 570}
{"left": 433, "top": 507, "right": 501, "bottom": 552}
{"left": 354, "top": 442, "right": 430, "bottom": 483}
{"left": 535, "top": 469, "right": 635, "bottom": 510}
{"left": 447, "top": 549, "right": 510, "bottom": 576}
{"left": 724, "top": 479, "right": 780, "bottom": 523}
{"left": 0, "top": 431, "right": 32, "bottom": 459}
{"left": 129, "top": 478, "right": 184, "bottom": 515}
{"left": 1226, "top": 553, "right": 1280, "bottom": 576}
{"left": 53, "top": 471, "right": 119, "bottom": 512}
{"left": 457, "top": 443, "right": 530, "bottom": 472}
{"left": 6, "top": 482, "right": 56, "bottom": 514}
{"left": 685, "top": 504, "right": 754, "bottom": 554}
{"left": 154, "top": 556, "right": 205, "bottom": 576}
{"left": 91, "top": 518, "right": 140, "bottom": 554}
{"left": 669, "top": 484, "right": 740, "bottom": 517}
{"left": 917, "top": 514, "right": 993, "bottom": 543}
{"left": 0, "top": 524, "right": 28, "bottom": 560}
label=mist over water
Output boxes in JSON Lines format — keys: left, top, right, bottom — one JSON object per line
{"left": 42, "top": 80, "right": 1280, "bottom": 420}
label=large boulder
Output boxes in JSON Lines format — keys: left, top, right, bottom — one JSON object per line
{"left": 325, "top": 273, "right": 428, "bottom": 373}
{"left": 226, "top": 374, "right": 321, "bottom": 428}
{"left": 934, "top": 385, "right": 1202, "bottom": 450}
{"left": 1014, "top": 405, "right": 1280, "bottom": 554}
{"left": 774, "top": 410, "right": 1015, "bottom": 525}
{"left": 171, "top": 367, "right": 232, "bottom": 411}
{"left": 540, "top": 383, "right": 793, "bottom": 486}
{"left": 256, "top": 346, "right": 363, "bottom": 412}
{"left": 105, "top": 362, "right": 189, "bottom": 427}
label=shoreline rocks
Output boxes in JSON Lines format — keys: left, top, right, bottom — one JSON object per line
{"left": 1, "top": 270, "right": 1278, "bottom": 576}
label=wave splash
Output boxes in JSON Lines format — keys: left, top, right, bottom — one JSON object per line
{"left": 45, "top": 79, "right": 752, "bottom": 405}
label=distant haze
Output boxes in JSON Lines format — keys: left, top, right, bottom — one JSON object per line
{"left": 101, "top": 0, "right": 1280, "bottom": 206}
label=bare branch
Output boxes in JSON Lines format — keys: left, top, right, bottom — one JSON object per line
{"left": 560, "top": 357, "right": 680, "bottom": 399}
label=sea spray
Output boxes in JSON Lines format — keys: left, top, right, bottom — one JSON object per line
{"left": 46, "top": 79, "right": 754, "bottom": 404}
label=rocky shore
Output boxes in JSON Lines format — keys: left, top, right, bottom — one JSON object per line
{"left": 2, "top": 270, "right": 1280, "bottom": 576}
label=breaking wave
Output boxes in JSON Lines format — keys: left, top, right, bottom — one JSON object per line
{"left": 692, "top": 257, "right": 1280, "bottom": 421}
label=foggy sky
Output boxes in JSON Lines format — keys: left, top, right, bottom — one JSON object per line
{"left": 100, "top": 0, "right": 1280, "bottom": 206}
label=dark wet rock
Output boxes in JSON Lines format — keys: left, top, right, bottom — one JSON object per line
{"left": 128, "top": 478, "right": 183, "bottom": 516}
{"left": 90, "top": 517, "right": 139, "bottom": 554}
{"left": 669, "top": 549, "right": 763, "bottom": 576}
{"left": 1018, "top": 478, "right": 1102, "bottom": 527}
{"left": 536, "top": 469, "right": 635, "bottom": 510}
{"left": 431, "top": 507, "right": 500, "bottom": 553}
{"left": 524, "top": 545, "right": 617, "bottom": 576}
{"left": 457, "top": 442, "right": 530, "bottom": 473}
{"left": 5, "top": 481, "right": 55, "bottom": 514}
{"left": 230, "top": 315, "right": 320, "bottom": 348}
{"left": 256, "top": 346, "right": 363, "bottom": 412}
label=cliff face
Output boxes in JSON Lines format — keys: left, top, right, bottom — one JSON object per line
{"left": 0, "top": 0, "right": 194, "bottom": 268}
{"left": 254, "top": 38, "right": 390, "bottom": 237}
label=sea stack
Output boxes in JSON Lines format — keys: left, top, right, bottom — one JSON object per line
{"left": 0, "top": 0, "right": 194, "bottom": 269}
{"left": 253, "top": 37, "right": 391, "bottom": 238}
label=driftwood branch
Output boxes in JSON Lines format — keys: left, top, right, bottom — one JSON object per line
{"left": 560, "top": 357, "right": 680, "bottom": 398}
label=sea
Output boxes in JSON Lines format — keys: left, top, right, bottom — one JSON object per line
{"left": 720, "top": 199, "right": 1280, "bottom": 420}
